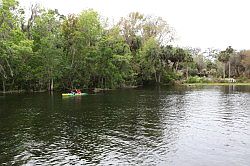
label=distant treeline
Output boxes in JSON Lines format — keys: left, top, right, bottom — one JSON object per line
{"left": 1, "top": 0, "right": 250, "bottom": 92}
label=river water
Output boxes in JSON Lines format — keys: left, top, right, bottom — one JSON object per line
{"left": 0, "top": 86, "right": 250, "bottom": 165}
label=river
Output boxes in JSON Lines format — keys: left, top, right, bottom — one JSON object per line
{"left": 0, "top": 86, "right": 250, "bottom": 165}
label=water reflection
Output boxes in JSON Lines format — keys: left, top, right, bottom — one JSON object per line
{"left": 0, "top": 86, "right": 250, "bottom": 165}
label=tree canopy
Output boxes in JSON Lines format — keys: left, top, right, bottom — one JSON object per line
{"left": 0, "top": 1, "right": 249, "bottom": 92}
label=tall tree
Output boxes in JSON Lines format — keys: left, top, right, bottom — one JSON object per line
{"left": 61, "top": 9, "right": 103, "bottom": 89}
{"left": 218, "top": 46, "right": 234, "bottom": 79}
{"left": 142, "top": 15, "right": 174, "bottom": 45}
{"left": 0, "top": 0, "right": 33, "bottom": 92}
{"left": 240, "top": 50, "right": 250, "bottom": 77}
{"left": 96, "top": 27, "right": 132, "bottom": 88}
{"left": 32, "top": 9, "right": 64, "bottom": 91}
{"left": 118, "top": 12, "right": 144, "bottom": 54}
{"left": 140, "top": 38, "right": 162, "bottom": 83}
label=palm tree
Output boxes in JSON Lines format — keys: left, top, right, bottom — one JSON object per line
{"left": 218, "top": 46, "right": 234, "bottom": 79}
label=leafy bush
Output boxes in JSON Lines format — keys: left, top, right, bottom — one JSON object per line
{"left": 186, "top": 76, "right": 211, "bottom": 83}
{"left": 237, "top": 77, "right": 248, "bottom": 83}
{"left": 164, "top": 72, "right": 182, "bottom": 83}
{"left": 186, "top": 76, "right": 201, "bottom": 83}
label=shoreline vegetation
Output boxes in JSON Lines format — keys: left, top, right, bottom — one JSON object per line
{"left": 2, "top": 82, "right": 250, "bottom": 94}
{"left": 184, "top": 82, "right": 250, "bottom": 86}
{"left": 0, "top": 86, "right": 140, "bottom": 94}
{"left": 1, "top": 0, "right": 250, "bottom": 93}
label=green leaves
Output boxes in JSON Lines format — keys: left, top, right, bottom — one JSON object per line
{"left": 1, "top": 0, "right": 210, "bottom": 91}
{"left": 218, "top": 46, "right": 234, "bottom": 63}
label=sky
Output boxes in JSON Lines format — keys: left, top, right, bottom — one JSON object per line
{"left": 19, "top": 0, "right": 250, "bottom": 50}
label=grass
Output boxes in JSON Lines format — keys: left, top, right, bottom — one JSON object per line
{"left": 184, "top": 82, "right": 250, "bottom": 86}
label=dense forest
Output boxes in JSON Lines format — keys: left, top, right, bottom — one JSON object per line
{"left": 1, "top": 0, "right": 250, "bottom": 92}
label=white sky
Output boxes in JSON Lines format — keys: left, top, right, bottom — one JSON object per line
{"left": 19, "top": 0, "right": 250, "bottom": 50}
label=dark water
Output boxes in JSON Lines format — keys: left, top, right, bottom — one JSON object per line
{"left": 0, "top": 86, "right": 250, "bottom": 165}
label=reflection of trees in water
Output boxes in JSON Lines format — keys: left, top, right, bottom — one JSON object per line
{"left": 158, "top": 92, "right": 187, "bottom": 162}
{"left": 218, "top": 86, "right": 250, "bottom": 126}
{"left": 55, "top": 88, "right": 187, "bottom": 164}
{"left": 0, "top": 93, "right": 52, "bottom": 164}
{"left": 0, "top": 88, "right": 188, "bottom": 165}
{"left": 221, "top": 85, "right": 250, "bottom": 94}
{"left": 2, "top": 87, "right": 249, "bottom": 165}
{"left": 86, "top": 90, "right": 165, "bottom": 164}
{"left": 0, "top": 93, "right": 87, "bottom": 165}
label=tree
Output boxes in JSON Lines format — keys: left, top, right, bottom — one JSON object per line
{"left": 142, "top": 15, "right": 174, "bottom": 45}
{"left": 218, "top": 46, "right": 234, "bottom": 79}
{"left": 32, "top": 9, "right": 64, "bottom": 91}
{"left": 21, "top": 4, "right": 41, "bottom": 39}
{"left": 140, "top": 38, "right": 162, "bottom": 83}
{"left": 239, "top": 50, "right": 250, "bottom": 77}
{"left": 118, "top": 12, "right": 144, "bottom": 54}
{"left": 218, "top": 51, "right": 229, "bottom": 79}
{"left": 61, "top": 9, "right": 103, "bottom": 89}
{"left": 118, "top": 12, "right": 175, "bottom": 84}
{"left": 225, "top": 46, "right": 234, "bottom": 78}
{"left": 96, "top": 27, "right": 132, "bottom": 88}
{"left": 183, "top": 49, "right": 193, "bottom": 79}
{"left": 0, "top": 0, "right": 34, "bottom": 92}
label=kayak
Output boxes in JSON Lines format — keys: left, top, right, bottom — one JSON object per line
{"left": 62, "top": 93, "right": 88, "bottom": 96}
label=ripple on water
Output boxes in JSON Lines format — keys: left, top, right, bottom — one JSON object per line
{"left": 0, "top": 86, "right": 250, "bottom": 165}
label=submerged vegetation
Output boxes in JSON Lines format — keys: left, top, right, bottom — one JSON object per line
{"left": 1, "top": 0, "right": 250, "bottom": 92}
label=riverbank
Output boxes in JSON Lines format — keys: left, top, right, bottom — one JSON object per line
{"left": 0, "top": 86, "right": 139, "bottom": 94}
{"left": 2, "top": 83, "right": 249, "bottom": 94}
{"left": 184, "top": 82, "right": 250, "bottom": 86}
{"left": 0, "top": 90, "right": 25, "bottom": 94}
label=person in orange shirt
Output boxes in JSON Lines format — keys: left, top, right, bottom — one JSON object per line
{"left": 76, "top": 89, "right": 81, "bottom": 94}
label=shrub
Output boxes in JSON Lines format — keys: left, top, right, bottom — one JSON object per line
{"left": 164, "top": 72, "right": 182, "bottom": 83}
{"left": 237, "top": 77, "right": 248, "bottom": 83}
{"left": 186, "top": 76, "right": 201, "bottom": 83}
{"left": 186, "top": 76, "right": 211, "bottom": 83}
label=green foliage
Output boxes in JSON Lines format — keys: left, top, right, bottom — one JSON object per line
{"left": 218, "top": 50, "right": 230, "bottom": 63}
{"left": 95, "top": 27, "right": 132, "bottom": 88}
{"left": 2, "top": 0, "right": 249, "bottom": 92}
{"left": 186, "top": 76, "right": 211, "bottom": 83}
{"left": 237, "top": 77, "right": 249, "bottom": 83}
{"left": 164, "top": 71, "right": 181, "bottom": 83}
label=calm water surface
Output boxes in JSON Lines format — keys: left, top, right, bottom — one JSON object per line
{"left": 0, "top": 86, "right": 250, "bottom": 165}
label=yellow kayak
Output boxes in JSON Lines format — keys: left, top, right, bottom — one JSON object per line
{"left": 62, "top": 93, "right": 88, "bottom": 96}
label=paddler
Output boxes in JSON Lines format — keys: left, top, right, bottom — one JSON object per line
{"left": 76, "top": 89, "right": 81, "bottom": 94}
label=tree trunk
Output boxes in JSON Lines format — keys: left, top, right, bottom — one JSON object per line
{"left": 39, "top": 79, "right": 42, "bottom": 91}
{"left": 175, "top": 61, "right": 179, "bottom": 72}
{"left": 223, "top": 63, "right": 226, "bottom": 79}
{"left": 50, "top": 78, "right": 54, "bottom": 91}
{"left": 2, "top": 80, "right": 6, "bottom": 93}
{"left": 186, "top": 64, "right": 189, "bottom": 80}
{"left": 5, "top": 58, "right": 13, "bottom": 77}
{"left": 228, "top": 62, "right": 231, "bottom": 79}
{"left": 154, "top": 72, "right": 158, "bottom": 83}
{"left": 237, "top": 66, "right": 240, "bottom": 77}
{"left": 104, "top": 78, "right": 106, "bottom": 88}
{"left": 97, "top": 76, "right": 100, "bottom": 88}
{"left": 101, "top": 77, "right": 104, "bottom": 88}
{"left": 158, "top": 74, "right": 161, "bottom": 83}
